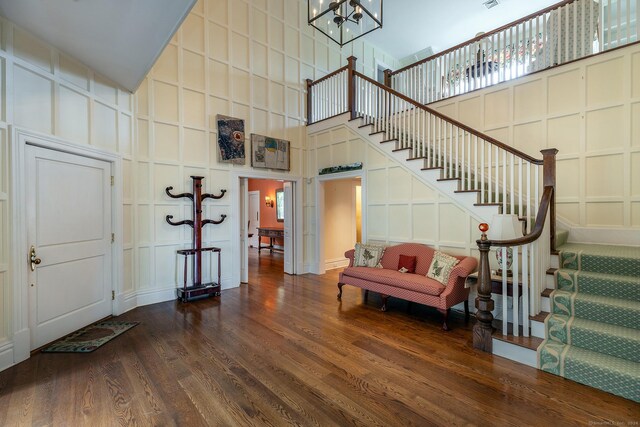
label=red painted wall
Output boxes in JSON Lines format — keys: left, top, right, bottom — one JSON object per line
{"left": 248, "top": 179, "right": 284, "bottom": 246}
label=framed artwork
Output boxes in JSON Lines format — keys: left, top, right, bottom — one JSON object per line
{"left": 216, "top": 115, "right": 245, "bottom": 164}
{"left": 250, "top": 134, "right": 290, "bottom": 171}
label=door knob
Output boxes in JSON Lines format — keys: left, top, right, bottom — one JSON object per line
{"left": 29, "top": 246, "right": 41, "bottom": 271}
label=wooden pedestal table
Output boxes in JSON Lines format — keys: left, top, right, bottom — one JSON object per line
{"left": 177, "top": 247, "right": 222, "bottom": 302}
{"left": 257, "top": 227, "right": 284, "bottom": 254}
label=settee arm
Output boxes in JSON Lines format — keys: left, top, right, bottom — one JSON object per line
{"left": 449, "top": 257, "right": 478, "bottom": 281}
{"left": 344, "top": 249, "right": 355, "bottom": 267}
{"left": 440, "top": 256, "right": 478, "bottom": 300}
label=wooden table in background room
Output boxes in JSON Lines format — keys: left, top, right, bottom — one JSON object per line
{"left": 257, "top": 227, "right": 284, "bottom": 254}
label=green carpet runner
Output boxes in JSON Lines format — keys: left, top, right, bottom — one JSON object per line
{"left": 538, "top": 243, "right": 640, "bottom": 402}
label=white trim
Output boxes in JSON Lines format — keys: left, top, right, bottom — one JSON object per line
{"left": 9, "top": 126, "right": 123, "bottom": 365}
{"left": 315, "top": 170, "right": 366, "bottom": 275}
{"left": 492, "top": 339, "right": 538, "bottom": 368}
{"left": 324, "top": 257, "right": 350, "bottom": 271}
{"left": 231, "top": 170, "right": 304, "bottom": 286}
{"left": 566, "top": 226, "right": 640, "bottom": 247}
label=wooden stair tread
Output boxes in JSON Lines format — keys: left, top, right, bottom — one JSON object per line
{"left": 392, "top": 147, "right": 412, "bottom": 152}
{"left": 474, "top": 203, "right": 502, "bottom": 207}
{"left": 406, "top": 156, "right": 427, "bottom": 161}
{"left": 358, "top": 123, "right": 372, "bottom": 128}
{"left": 493, "top": 332, "right": 544, "bottom": 351}
{"left": 369, "top": 130, "right": 385, "bottom": 136}
{"left": 437, "top": 177, "right": 460, "bottom": 182}
{"left": 421, "top": 166, "right": 443, "bottom": 171}
{"left": 454, "top": 189, "right": 480, "bottom": 193}
{"left": 380, "top": 139, "right": 397, "bottom": 144}
{"left": 530, "top": 311, "right": 549, "bottom": 322}
{"left": 541, "top": 288, "right": 553, "bottom": 298}
{"left": 547, "top": 268, "right": 557, "bottom": 275}
{"left": 348, "top": 116, "right": 363, "bottom": 122}
{"left": 492, "top": 320, "right": 543, "bottom": 350}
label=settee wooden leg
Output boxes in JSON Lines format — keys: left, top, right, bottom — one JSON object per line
{"left": 363, "top": 289, "right": 369, "bottom": 303}
{"left": 464, "top": 300, "right": 470, "bottom": 322}
{"left": 438, "top": 308, "right": 451, "bottom": 331}
{"left": 380, "top": 295, "right": 389, "bottom": 312}
{"left": 337, "top": 283, "right": 344, "bottom": 300}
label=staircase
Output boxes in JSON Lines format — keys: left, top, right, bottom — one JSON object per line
{"left": 306, "top": 0, "right": 640, "bottom": 402}
{"left": 538, "top": 243, "right": 640, "bottom": 402}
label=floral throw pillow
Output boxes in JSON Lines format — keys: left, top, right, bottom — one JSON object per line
{"left": 426, "top": 251, "right": 460, "bottom": 284}
{"left": 353, "top": 243, "right": 386, "bottom": 268}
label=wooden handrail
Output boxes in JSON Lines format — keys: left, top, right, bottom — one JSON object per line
{"left": 483, "top": 186, "right": 553, "bottom": 247}
{"left": 308, "top": 65, "right": 349, "bottom": 87}
{"left": 352, "top": 70, "right": 543, "bottom": 165}
{"left": 390, "top": 0, "right": 576, "bottom": 76}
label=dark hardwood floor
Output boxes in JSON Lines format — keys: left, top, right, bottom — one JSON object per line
{"left": 0, "top": 249, "right": 637, "bottom": 425}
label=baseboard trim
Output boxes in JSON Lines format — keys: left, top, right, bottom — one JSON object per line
{"left": 492, "top": 338, "right": 538, "bottom": 368}
{"left": 324, "top": 258, "right": 349, "bottom": 270}
{"left": 0, "top": 340, "right": 14, "bottom": 372}
{"left": 135, "top": 287, "right": 178, "bottom": 307}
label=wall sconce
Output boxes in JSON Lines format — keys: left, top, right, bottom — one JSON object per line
{"left": 265, "top": 196, "right": 274, "bottom": 207}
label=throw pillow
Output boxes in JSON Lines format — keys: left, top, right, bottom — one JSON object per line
{"left": 353, "top": 243, "right": 385, "bottom": 268}
{"left": 426, "top": 251, "right": 460, "bottom": 284}
{"left": 397, "top": 255, "right": 417, "bottom": 274}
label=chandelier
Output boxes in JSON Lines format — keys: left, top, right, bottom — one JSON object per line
{"left": 308, "top": 0, "right": 383, "bottom": 47}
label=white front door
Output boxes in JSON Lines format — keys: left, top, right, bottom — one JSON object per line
{"left": 283, "top": 181, "right": 293, "bottom": 274}
{"left": 248, "top": 191, "right": 260, "bottom": 248}
{"left": 26, "top": 145, "right": 113, "bottom": 349}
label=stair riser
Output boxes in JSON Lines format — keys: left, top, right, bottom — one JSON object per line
{"left": 538, "top": 341, "right": 640, "bottom": 403}
{"left": 551, "top": 294, "right": 640, "bottom": 329}
{"left": 556, "top": 270, "right": 640, "bottom": 302}
{"left": 546, "top": 316, "right": 640, "bottom": 363}
{"left": 559, "top": 251, "right": 640, "bottom": 277}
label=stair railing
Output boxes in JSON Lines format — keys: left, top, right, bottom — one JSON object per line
{"left": 307, "top": 57, "right": 558, "bottom": 342}
{"left": 387, "top": 0, "right": 639, "bottom": 104}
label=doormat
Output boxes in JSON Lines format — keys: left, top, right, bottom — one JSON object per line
{"left": 41, "top": 321, "right": 139, "bottom": 353}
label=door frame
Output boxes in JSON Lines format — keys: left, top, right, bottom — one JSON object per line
{"left": 9, "top": 127, "right": 123, "bottom": 365}
{"left": 315, "top": 170, "right": 366, "bottom": 274}
{"left": 231, "top": 170, "right": 303, "bottom": 286}
{"left": 248, "top": 190, "right": 260, "bottom": 248}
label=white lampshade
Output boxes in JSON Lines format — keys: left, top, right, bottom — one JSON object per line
{"left": 489, "top": 214, "right": 522, "bottom": 241}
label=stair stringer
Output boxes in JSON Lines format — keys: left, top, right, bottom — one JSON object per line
{"left": 344, "top": 116, "right": 500, "bottom": 225}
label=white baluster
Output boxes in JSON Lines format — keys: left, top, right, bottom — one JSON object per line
{"left": 513, "top": 247, "right": 520, "bottom": 336}
{"left": 502, "top": 149, "right": 507, "bottom": 213}
{"left": 487, "top": 143, "right": 492, "bottom": 203}
{"left": 522, "top": 242, "right": 530, "bottom": 337}
{"left": 510, "top": 153, "right": 515, "bottom": 214}
{"left": 502, "top": 251, "right": 508, "bottom": 335}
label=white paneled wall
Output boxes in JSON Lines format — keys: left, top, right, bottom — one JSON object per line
{"left": 0, "top": 18, "right": 133, "bottom": 350}
{"left": 133, "top": 0, "right": 399, "bottom": 297}
{"left": 431, "top": 44, "right": 640, "bottom": 230}
{"left": 306, "top": 126, "right": 484, "bottom": 264}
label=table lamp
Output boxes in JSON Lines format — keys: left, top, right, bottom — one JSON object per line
{"left": 489, "top": 214, "right": 522, "bottom": 276}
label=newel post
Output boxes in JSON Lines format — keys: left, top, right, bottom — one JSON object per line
{"left": 383, "top": 69, "right": 392, "bottom": 87}
{"left": 305, "top": 78, "right": 313, "bottom": 125}
{"left": 473, "top": 223, "right": 494, "bottom": 352}
{"left": 347, "top": 56, "right": 357, "bottom": 120}
{"left": 541, "top": 148, "right": 558, "bottom": 252}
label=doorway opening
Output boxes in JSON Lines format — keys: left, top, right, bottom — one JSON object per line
{"left": 238, "top": 176, "right": 299, "bottom": 285}
{"left": 316, "top": 172, "right": 364, "bottom": 273}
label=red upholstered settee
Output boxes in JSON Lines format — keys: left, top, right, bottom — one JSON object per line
{"left": 338, "top": 243, "right": 478, "bottom": 330}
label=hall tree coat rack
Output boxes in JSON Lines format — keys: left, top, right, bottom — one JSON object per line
{"left": 165, "top": 176, "right": 227, "bottom": 302}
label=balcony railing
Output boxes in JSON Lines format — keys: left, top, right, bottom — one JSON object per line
{"left": 387, "top": 0, "right": 639, "bottom": 104}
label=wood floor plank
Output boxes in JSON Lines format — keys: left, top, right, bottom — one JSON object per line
{"left": 0, "top": 248, "right": 637, "bottom": 426}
